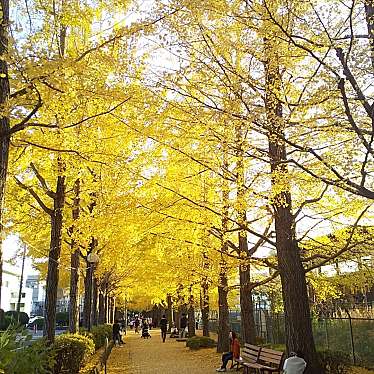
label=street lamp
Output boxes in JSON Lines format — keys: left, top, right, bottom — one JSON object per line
{"left": 87, "top": 252, "right": 99, "bottom": 331}
{"left": 87, "top": 252, "right": 100, "bottom": 264}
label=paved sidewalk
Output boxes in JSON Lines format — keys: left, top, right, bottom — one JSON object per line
{"left": 107, "top": 329, "right": 221, "bottom": 374}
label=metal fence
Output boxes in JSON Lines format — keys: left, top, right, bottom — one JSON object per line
{"left": 209, "top": 309, "right": 374, "bottom": 368}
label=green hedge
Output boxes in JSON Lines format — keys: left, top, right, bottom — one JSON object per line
{"left": 186, "top": 336, "right": 216, "bottom": 350}
{"left": 52, "top": 333, "right": 95, "bottom": 374}
{"left": 0, "top": 311, "right": 29, "bottom": 329}
{"left": 56, "top": 312, "right": 69, "bottom": 326}
{"left": 80, "top": 324, "right": 113, "bottom": 350}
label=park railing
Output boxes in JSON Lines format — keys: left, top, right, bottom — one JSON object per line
{"left": 209, "top": 309, "right": 374, "bottom": 368}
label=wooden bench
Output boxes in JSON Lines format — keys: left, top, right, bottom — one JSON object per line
{"left": 231, "top": 343, "right": 261, "bottom": 371}
{"left": 244, "top": 347, "right": 284, "bottom": 373}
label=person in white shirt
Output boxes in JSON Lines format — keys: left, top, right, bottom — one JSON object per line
{"left": 283, "top": 351, "right": 307, "bottom": 374}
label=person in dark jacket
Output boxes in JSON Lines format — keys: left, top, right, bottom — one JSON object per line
{"left": 180, "top": 313, "right": 188, "bottom": 338}
{"left": 159, "top": 314, "right": 168, "bottom": 342}
{"left": 113, "top": 320, "right": 122, "bottom": 345}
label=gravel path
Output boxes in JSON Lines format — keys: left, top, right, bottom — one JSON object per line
{"left": 107, "top": 329, "right": 222, "bottom": 374}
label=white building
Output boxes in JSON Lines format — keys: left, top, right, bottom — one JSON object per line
{"left": 25, "top": 274, "right": 46, "bottom": 316}
{"left": 1, "top": 261, "right": 32, "bottom": 316}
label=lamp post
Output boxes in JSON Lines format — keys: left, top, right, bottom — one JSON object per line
{"left": 86, "top": 252, "right": 99, "bottom": 331}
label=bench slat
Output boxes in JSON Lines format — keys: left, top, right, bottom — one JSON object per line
{"left": 240, "top": 344, "right": 284, "bottom": 373}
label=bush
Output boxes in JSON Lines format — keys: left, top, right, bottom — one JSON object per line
{"left": 318, "top": 350, "right": 351, "bottom": 374}
{"left": 56, "top": 312, "right": 69, "bottom": 326}
{"left": 186, "top": 336, "right": 217, "bottom": 350}
{"left": 0, "top": 325, "right": 54, "bottom": 374}
{"left": 90, "top": 324, "right": 112, "bottom": 349}
{"left": 52, "top": 333, "right": 95, "bottom": 374}
{"left": 4, "top": 311, "right": 29, "bottom": 326}
{"left": 80, "top": 324, "right": 113, "bottom": 350}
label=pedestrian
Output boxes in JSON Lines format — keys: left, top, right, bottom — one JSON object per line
{"left": 112, "top": 319, "right": 122, "bottom": 346}
{"left": 180, "top": 313, "right": 188, "bottom": 338}
{"left": 134, "top": 315, "right": 140, "bottom": 333}
{"left": 160, "top": 314, "right": 168, "bottom": 343}
{"left": 141, "top": 319, "right": 151, "bottom": 339}
{"left": 283, "top": 351, "right": 307, "bottom": 374}
{"left": 216, "top": 331, "right": 240, "bottom": 372}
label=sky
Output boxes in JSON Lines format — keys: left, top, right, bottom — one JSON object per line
{"left": 3, "top": 235, "right": 39, "bottom": 276}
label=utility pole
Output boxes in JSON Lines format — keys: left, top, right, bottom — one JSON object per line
{"left": 17, "top": 243, "right": 27, "bottom": 321}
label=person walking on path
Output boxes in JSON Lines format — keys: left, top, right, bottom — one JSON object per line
{"left": 159, "top": 314, "right": 168, "bottom": 342}
{"left": 180, "top": 313, "right": 188, "bottom": 338}
{"left": 134, "top": 315, "right": 140, "bottom": 334}
{"left": 283, "top": 351, "right": 307, "bottom": 374}
{"left": 113, "top": 320, "right": 122, "bottom": 346}
{"left": 216, "top": 331, "right": 240, "bottom": 372}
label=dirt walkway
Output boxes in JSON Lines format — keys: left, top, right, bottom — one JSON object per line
{"left": 107, "top": 329, "right": 221, "bottom": 374}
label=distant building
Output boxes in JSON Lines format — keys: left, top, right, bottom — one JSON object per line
{"left": 25, "top": 274, "right": 70, "bottom": 315}
{"left": 25, "top": 274, "right": 46, "bottom": 316}
{"left": 1, "top": 262, "right": 32, "bottom": 316}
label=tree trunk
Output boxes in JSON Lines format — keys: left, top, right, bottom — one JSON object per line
{"left": 217, "top": 140, "right": 230, "bottom": 353}
{"left": 188, "top": 291, "right": 196, "bottom": 337}
{"left": 365, "top": 1, "right": 374, "bottom": 71}
{"left": 104, "top": 292, "right": 108, "bottom": 323}
{"left": 69, "top": 250, "right": 80, "bottom": 332}
{"left": 201, "top": 282, "right": 210, "bottom": 337}
{"left": 69, "top": 179, "right": 80, "bottom": 333}
{"left": 217, "top": 272, "right": 230, "bottom": 353}
{"left": 0, "top": 0, "right": 10, "bottom": 308}
{"left": 83, "top": 261, "right": 93, "bottom": 329}
{"left": 98, "top": 292, "right": 105, "bottom": 324}
{"left": 235, "top": 122, "right": 256, "bottom": 344}
{"left": 265, "top": 39, "right": 322, "bottom": 373}
{"left": 44, "top": 174, "right": 65, "bottom": 343}
{"left": 166, "top": 293, "right": 172, "bottom": 332}
{"left": 111, "top": 297, "right": 116, "bottom": 323}
{"left": 92, "top": 277, "right": 98, "bottom": 326}
{"left": 239, "top": 265, "right": 256, "bottom": 343}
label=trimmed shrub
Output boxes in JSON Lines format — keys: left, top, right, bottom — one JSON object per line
{"left": 52, "top": 333, "right": 95, "bottom": 374}
{"left": 90, "top": 324, "right": 113, "bottom": 349}
{"left": 80, "top": 324, "right": 113, "bottom": 350}
{"left": 186, "top": 336, "right": 217, "bottom": 350}
{"left": 318, "top": 350, "right": 351, "bottom": 374}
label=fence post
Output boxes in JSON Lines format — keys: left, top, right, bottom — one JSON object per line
{"left": 104, "top": 337, "right": 108, "bottom": 374}
{"left": 324, "top": 318, "right": 329, "bottom": 350}
{"left": 345, "top": 309, "right": 356, "bottom": 365}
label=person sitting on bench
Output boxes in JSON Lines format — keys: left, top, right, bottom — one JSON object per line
{"left": 216, "top": 331, "right": 240, "bottom": 372}
{"left": 283, "top": 351, "right": 306, "bottom": 374}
